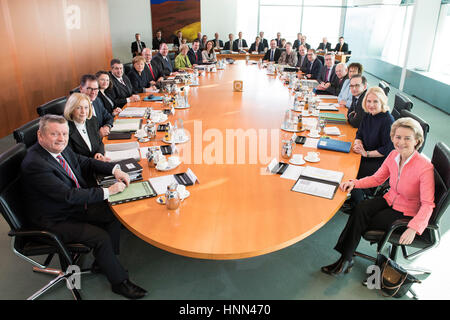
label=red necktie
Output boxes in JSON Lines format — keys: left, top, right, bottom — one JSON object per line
{"left": 56, "top": 155, "right": 80, "bottom": 188}
{"left": 195, "top": 52, "right": 198, "bottom": 62}
{"left": 148, "top": 63, "right": 155, "bottom": 79}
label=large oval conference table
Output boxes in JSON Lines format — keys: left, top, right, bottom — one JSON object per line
{"left": 108, "top": 61, "right": 361, "bottom": 260}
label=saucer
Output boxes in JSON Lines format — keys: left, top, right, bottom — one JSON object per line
{"left": 174, "top": 104, "right": 190, "bottom": 109}
{"left": 304, "top": 156, "right": 320, "bottom": 163}
{"left": 289, "top": 158, "right": 306, "bottom": 165}
{"left": 156, "top": 161, "right": 181, "bottom": 171}
{"left": 179, "top": 190, "right": 190, "bottom": 200}
{"left": 307, "top": 132, "right": 321, "bottom": 138}
{"left": 162, "top": 135, "right": 189, "bottom": 144}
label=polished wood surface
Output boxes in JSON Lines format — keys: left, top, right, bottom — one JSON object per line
{"left": 109, "top": 61, "right": 360, "bottom": 260}
{"left": 0, "top": 0, "right": 112, "bottom": 138}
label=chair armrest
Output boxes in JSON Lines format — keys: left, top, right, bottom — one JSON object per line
{"left": 378, "top": 218, "right": 410, "bottom": 252}
{"left": 8, "top": 229, "right": 73, "bottom": 265}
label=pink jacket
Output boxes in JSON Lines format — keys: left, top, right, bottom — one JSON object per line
{"left": 354, "top": 150, "right": 435, "bottom": 235}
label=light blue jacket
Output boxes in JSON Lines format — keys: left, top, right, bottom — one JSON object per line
{"left": 338, "top": 78, "right": 352, "bottom": 108}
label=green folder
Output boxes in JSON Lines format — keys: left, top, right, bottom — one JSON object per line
{"left": 320, "top": 113, "right": 347, "bottom": 121}
{"left": 108, "top": 181, "right": 156, "bottom": 205}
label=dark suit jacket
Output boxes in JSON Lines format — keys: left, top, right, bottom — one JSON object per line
{"left": 305, "top": 59, "right": 323, "bottom": 80}
{"left": 68, "top": 118, "right": 105, "bottom": 158}
{"left": 97, "top": 90, "right": 116, "bottom": 114}
{"left": 152, "top": 37, "right": 164, "bottom": 50}
{"left": 317, "top": 65, "right": 337, "bottom": 84}
{"left": 131, "top": 40, "right": 146, "bottom": 57}
{"left": 213, "top": 39, "right": 224, "bottom": 48}
{"left": 92, "top": 98, "right": 114, "bottom": 128}
{"left": 334, "top": 42, "right": 349, "bottom": 53}
{"left": 317, "top": 42, "right": 332, "bottom": 51}
{"left": 187, "top": 48, "right": 203, "bottom": 65}
{"left": 173, "top": 36, "right": 183, "bottom": 48}
{"left": 107, "top": 73, "right": 134, "bottom": 108}
{"left": 332, "top": 74, "right": 348, "bottom": 97}
{"left": 263, "top": 48, "right": 282, "bottom": 62}
{"left": 261, "top": 38, "right": 269, "bottom": 49}
{"left": 233, "top": 39, "right": 248, "bottom": 49}
{"left": 249, "top": 42, "right": 264, "bottom": 53}
{"left": 347, "top": 89, "right": 367, "bottom": 128}
{"left": 297, "top": 53, "right": 309, "bottom": 72}
{"left": 21, "top": 143, "right": 115, "bottom": 226}
{"left": 151, "top": 52, "right": 173, "bottom": 76}
{"left": 143, "top": 61, "right": 163, "bottom": 83}
{"left": 223, "top": 40, "right": 238, "bottom": 51}
{"left": 293, "top": 40, "right": 302, "bottom": 51}
{"left": 127, "top": 67, "right": 151, "bottom": 93}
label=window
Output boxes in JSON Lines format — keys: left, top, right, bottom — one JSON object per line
{"left": 430, "top": 3, "right": 450, "bottom": 77}
{"left": 301, "top": 6, "right": 342, "bottom": 49}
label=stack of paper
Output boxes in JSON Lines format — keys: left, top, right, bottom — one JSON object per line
{"left": 317, "top": 103, "right": 339, "bottom": 111}
{"left": 323, "top": 127, "right": 341, "bottom": 136}
{"left": 118, "top": 107, "right": 147, "bottom": 118}
{"left": 320, "top": 113, "right": 347, "bottom": 124}
{"left": 111, "top": 119, "right": 142, "bottom": 133}
{"left": 105, "top": 142, "right": 141, "bottom": 162}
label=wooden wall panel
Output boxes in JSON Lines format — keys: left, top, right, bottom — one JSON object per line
{"left": 0, "top": 0, "right": 113, "bottom": 138}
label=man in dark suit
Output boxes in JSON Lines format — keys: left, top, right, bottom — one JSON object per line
{"left": 259, "top": 31, "right": 269, "bottom": 50}
{"left": 315, "top": 53, "right": 337, "bottom": 95}
{"left": 223, "top": 33, "right": 237, "bottom": 51}
{"left": 213, "top": 32, "right": 223, "bottom": 48}
{"left": 108, "top": 59, "right": 141, "bottom": 108}
{"left": 275, "top": 32, "right": 282, "bottom": 48}
{"left": 296, "top": 45, "right": 309, "bottom": 72}
{"left": 347, "top": 74, "right": 368, "bottom": 128}
{"left": 263, "top": 39, "right": 282, "bottom": 62}
{"left": 187, "top": 40, "right": 202, "bottom": 66}
{"left": 233, "top": 32, "right": 248, "bottom": 51}
{"left": 299, "top": 35, "right": 311, "bottom": 50}
{"left": 173, "top": 31, "right": 183, "bottom": 51}
{"left": 292, "top": 33, "right": 303, "bottom": 51}
{"left": 331, "top": 62, "right": 349, "bottom": 96}
{"left": 142, "top": 48, "right": 164, "bottom": 86}
{"left": 317, "top": 37, "right": 332, "bottom": 51}
{"left": 21, "top": 115, "right": 147, "bottom": 299}
{"left": 151, "top": 43, "right": 175, "bottom": 76}
{"left": 305, "top": 49, "right": 323, "bottom": 80}
{"left": 334, "top": 36, "right": 349, "bottom": 53}
{"left": 79, "top": 75, "right": 114, "bottom": 138}
{"left": 152, "top": 30, "right": 164, "bottom": 50}
{"left": 131, "top": 33, "right": 146, "bottom": 57}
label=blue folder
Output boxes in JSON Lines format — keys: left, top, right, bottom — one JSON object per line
{"left": 143, "top": 95, "right": 163, "bottom": 102}
{"left": 317, "top": 138, "right": 351, "bottom": 153}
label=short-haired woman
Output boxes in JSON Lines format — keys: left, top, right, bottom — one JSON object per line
{"left": 175, "top": 44, "right": 193, "bottom": 70}
{"left": 127, "top": 55, "right": 155, "bottom": 93}
{"left": 322, "top": 117, "right": 435, "bottom": 275}
{"left": 64, "top": 93, "right": 109, "bottom": 161}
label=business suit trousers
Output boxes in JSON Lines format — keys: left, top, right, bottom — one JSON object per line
{"left": 334, "top": 197, "right": 406, "bottom": 261}
{"left": 42, "top": 202, "right": 128, "bottom": 285}
{"left": 350, "top": 157, "right": 386, "bottom": 205}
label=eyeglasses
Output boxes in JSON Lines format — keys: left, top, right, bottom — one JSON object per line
{"left": 86, "top": 87, "right": 99, "bottom": 92}
{"left": 349, "top": 84, "right": 362, "bottom": 88}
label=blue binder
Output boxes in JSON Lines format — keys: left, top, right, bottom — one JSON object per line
{"left": 143, "top": 95, "right": 163, "bottom": 102}
{"left": 317, "top": 138, "right": 351, "bottom": 153}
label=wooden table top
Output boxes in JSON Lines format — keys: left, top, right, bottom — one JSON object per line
{"left": 108, "top": 61, "right": 360, "bottom": 260}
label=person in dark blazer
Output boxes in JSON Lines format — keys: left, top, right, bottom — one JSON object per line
{"left": 292, "top": 33, "right": 303, "bottom": 51}
{"left": 299, "top": 35, "right": 311, "bottom": 50}
{"left": 213, "top": 33, "right": 223, "bottom": 48}
{"left": 233, "top": 32, "right": 248, "bottom": 50}
{"left": 79, "top": 74, "right": 114, "bottom": 138}
{"left": 315, "top": 53, "right": 337, "bottom": 95}
{"left": 317, "top": 37, "right": 332, "bottom": 51}
{"left": 64, "top": 93, "right": 106, "bottom": 162}
{"left": 275, "top": 32, "right": 282, "bottom": 48}
{"left": 249, "top": 36, "right": 265, "bottom": 53}
{"left": 331, "top": 63, "right": 349, "bottom": 97}
{"left": 334, "top": 36, "right": 349, "bottom": 53}
{"left": 296, "top": 45, "right": 309, "bottom": 72}
{"left": 263, "top": 39, "right": 282, "bottom": 62}
{"left": 347, "top": 74, "right": 368, "bottom": 128}
{"left": 152, "top": 30, "right": 164, "bottom": 50}
{"left": 187, "top": 40, "right": 203, "bottom": 66}
{"left": 173, "top": 31, "right": 183, "bottom": 51}
{"left": 223, "top": 33, "right": 238, "bottom": 51}
{"left": 259, "top": 31, "right": 269, "bottom": 50}
{"left": 141, "top": 48, "right": 164, "bottom": 86}
{"left": 95, "top": 71, "right": 122, "bottom": 116}
{"left": 127, "top": 55, "right": 156, "bottom": 94}
{"left": 108, "top": 59, "right": 141, "bottom": 108}
{"left": 151, "top": 43, "right": 175, "bottom": 76}
{"left": 131, "top": 33, "right": 146, "bottom": 57}
{"left": 305, "top": 49, "right": 323, "bottom": 80}
{"left": 21, "top": 114, "right": 147, "bottom": 299}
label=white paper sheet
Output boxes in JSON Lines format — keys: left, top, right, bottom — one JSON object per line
{"left": 292, "top": 179, "right": 336, "bottom": 199}
{"left": 280, "top": 165, "right": 304, "bottom": 181}
{"left": 303, "top": 138, "right": 319, "bottom": 149}
{"left": 148, "top": 175, "right": 178, "bottom": 195}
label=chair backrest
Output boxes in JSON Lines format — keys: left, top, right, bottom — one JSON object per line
{"left": 69, "top": 86, "right": 80, "bottom": 95}
{"left": 379, "top": 81, "right": 390, "bottom": 97}
{"left": 123, "top": 62, "right": 133, "bottom": 75}
{"left": 13, "top": 118, "right": 40, "bottom": 148}
{"left": 429, "top": 142, "right": 450, "bottom": 226}
{"left": 36, "top": 96, "right": 67, "bottom": 117}
{"left": 316, "top": 55, "right": 325, "bottom": 65}
{"left": 399, "top": 109, "right": 430, "bottom": 153}
{"left": 0, "top": 144, "right": 28, "bottom": 231}
{"left": 392, "top": 92, "right": 413, "bottom": 120}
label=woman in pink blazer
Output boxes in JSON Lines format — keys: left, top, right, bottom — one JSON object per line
{"left": 321, "top": 117, "right": 435, "bottom": 276}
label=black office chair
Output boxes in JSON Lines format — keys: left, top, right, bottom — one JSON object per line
{"left": 13, "top": 118, "right": 40, "bottom": 148}
{"left": 69, "top": 86, "right": 80, "bottom": 95}
{"left": 400, "top": 110, "right": 430, "bottom": 154}
{"left": 317, "top": 55, "right": 325, "bottom": 65}
{"left": 123, "top": 62, "right": 133, "bottom": 75}
{"left": 354, "top": 142, "right": 450, "bottom": 298}
{"left": 379, "top": 81, "right": 390, "bottom": 97}
{"left": 392, "top": 92, "right": 413, "bottom": 120}
{"left": 36, "top": 96, "right": 67, "bottom": 117}
{"left": 0, "top": 144, "right": 92, "bottom": 300}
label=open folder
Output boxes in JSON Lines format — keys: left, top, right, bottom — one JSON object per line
{"left": 108, "top": 181, "right": 157, "bottom": 205}
{"left": 291, "top": 166, "right": 343, "bottom": 200}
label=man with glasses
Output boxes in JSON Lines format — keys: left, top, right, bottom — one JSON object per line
{"left": 263, "top": 39, "right": 282, "bottom": 63}
{"left": 347, "top": 74, "right": 368, "bottom": 128}
{"left": 315, "top": 53, "right": 337, "bottom": 95}
{"left": 305, "top": 49, "right": 322, "bottom": 80}
{"left": 79, "top": 74, "right": 114, "bottom": 137}
{"left": 108, "top": 59, "right": 140, "bottom": 108}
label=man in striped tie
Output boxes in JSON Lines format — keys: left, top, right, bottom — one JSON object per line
{"left": 21, "top": 115, "right": 148, "bottom": 299}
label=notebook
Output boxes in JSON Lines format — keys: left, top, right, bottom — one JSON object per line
{"left": 291, "top": 166, "right": 344, "bottom": 200}
{"left": 317, "top": 138, "right": 351, "bottom": 153}
{"left": 108, "top": 181, "right": 157, "bottom": 205}
{"left": 319, "top": 112, "right": 347, "bottom": 124}
{"left": 110, "top": 119, "right": 142, "bottom": 133}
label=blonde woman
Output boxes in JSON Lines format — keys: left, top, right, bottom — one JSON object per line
{"left": 174, "top": 44, "right": 193, "bottom": 70}
{"left": 322, "top": 117, "right": 434, "bottom": 276}
{"left": 64, "top": 93, "right": 109, "bottom": 161}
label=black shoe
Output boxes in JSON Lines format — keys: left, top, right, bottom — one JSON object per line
{"left": 112, "top": 279, "right": 148, "bottom": 299}
{"left": 321, "top": 257, "right": 354, "bottom": 276}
